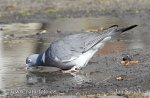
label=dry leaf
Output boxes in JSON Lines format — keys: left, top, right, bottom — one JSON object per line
{"left": 121, "top": 60, "right": 139, "bottom": 66}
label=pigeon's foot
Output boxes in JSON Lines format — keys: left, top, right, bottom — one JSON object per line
{"left": 62, "top": 66, "right": 80, "bottom": 75}
{"left": 62, "top": 69, "right": 80, "bottom": 76}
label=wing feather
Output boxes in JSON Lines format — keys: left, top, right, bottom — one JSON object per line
{"left": 47, "top": 26, "right": 117, "bottom": 62}
{"left": 48, "top": 33, "right": 103, "bottom": 61}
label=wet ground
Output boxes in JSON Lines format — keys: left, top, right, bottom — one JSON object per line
{"left": 0, "top": 11, "right": 150, "bottom": 98}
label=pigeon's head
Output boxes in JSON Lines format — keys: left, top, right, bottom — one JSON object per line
{"left": 26, "top": 54, "right": 40, "bottom": 67}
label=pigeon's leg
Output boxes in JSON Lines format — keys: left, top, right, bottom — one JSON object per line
{"left": 62, "top": 66, "right": 80, "bottom": 74}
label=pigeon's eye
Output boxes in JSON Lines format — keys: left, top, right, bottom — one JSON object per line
{"left": 27, "top": 59, "right": 32, "bottom": 63}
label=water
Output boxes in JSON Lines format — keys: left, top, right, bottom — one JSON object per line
{"left": 0, "top": 16, "right": 150, "bottom": 97}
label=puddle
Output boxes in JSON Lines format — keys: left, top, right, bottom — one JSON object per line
{"left": 0, "top": 16, "right": 150, "bottom": 97}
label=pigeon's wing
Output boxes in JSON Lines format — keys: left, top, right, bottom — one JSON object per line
{"left": 47, "top": 32, "right": 107, "bottom": 62}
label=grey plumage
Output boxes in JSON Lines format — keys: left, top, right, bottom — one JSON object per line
{"left": 26, "top": 25, "right": 138, "bottom": 70}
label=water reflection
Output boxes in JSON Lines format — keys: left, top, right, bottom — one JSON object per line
{"left": 26, "top": 71, "right": 90, "bottom": 87}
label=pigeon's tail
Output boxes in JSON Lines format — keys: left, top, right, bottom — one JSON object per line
{"left": 109, "top": 24, "right": 138, "bottom": 37}
{"left": 116, "top": 25, "right": 138, "bottom": 32}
